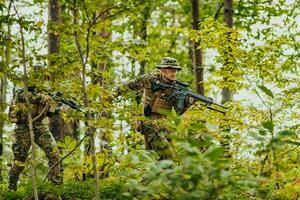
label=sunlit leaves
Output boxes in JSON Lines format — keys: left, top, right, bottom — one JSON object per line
{"left": 258, "top": 85, "right": 274, "bottom": 98}
{"left": 58, "top": 136, "right": 77, "bottom": 151}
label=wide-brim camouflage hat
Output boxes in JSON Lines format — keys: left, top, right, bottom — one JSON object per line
{"left": 156, "top": 57, "right": 182, "bottom": 71}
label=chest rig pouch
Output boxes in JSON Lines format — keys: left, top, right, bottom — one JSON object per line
{"left": 143, "top": 79, "right": 174, "bottom": 117}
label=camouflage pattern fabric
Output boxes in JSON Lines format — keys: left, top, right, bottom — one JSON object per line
{"left": 8, "top": 122, "right": 62, "bottom": 190}
{"left": 140, "top": 120, "right": 175, "bottom": 160}
{"left": 156, "top": 57, "right": 182, "bottom": 71}
{"left": 8, "top": 87, "right": 62, "bottom": 191}
{"left": 117, "top": 71, "right": 176, "bottom": 115}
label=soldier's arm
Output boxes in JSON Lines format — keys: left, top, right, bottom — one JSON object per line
{"left": 114, "top": 72, "right": 158, "bottom": 97}
{"left": 22, "top": 89, "right": 60, "bottom": 113}
{"left": 27, "top": 92, "right": 54, "bottom": 104}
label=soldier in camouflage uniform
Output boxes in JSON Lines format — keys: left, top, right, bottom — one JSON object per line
{"left": 8, "top": 86, "right": 62, "bottom": 191}
{"left": 116, "top": 57, "right": 193, "bottom": 160}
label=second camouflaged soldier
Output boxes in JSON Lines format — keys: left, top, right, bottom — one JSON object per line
{"left": 115, "top": 57, "right": 193, "bottom": 160}
{"left": 8, "top": 86, "right": 62, "bottom": 191}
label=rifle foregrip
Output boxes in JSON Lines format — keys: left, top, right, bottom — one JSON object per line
{"left": 190, "top": 93, "right": 213, "bottom": 105}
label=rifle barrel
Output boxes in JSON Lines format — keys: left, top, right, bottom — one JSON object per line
{"left": 207, "top": 106, "right": 226, "bottom": 115}
{"left": 213, "top": 102, "right": 229, "bottom": 109}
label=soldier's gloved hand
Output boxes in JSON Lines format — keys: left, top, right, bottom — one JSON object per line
{"left": 41, "top": 94, "right": 54, "bottom": 104}
{"left": 53, "top": 105, "right": 71, "bottom": 114}
{"left": 60, "top": 105, "right": 71, "bottom": 113}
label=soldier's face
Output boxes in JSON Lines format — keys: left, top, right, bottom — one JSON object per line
{"left": 161, "top": 68, "right": 177, "bottom": 82}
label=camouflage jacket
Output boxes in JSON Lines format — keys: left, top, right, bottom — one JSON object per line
{"left": 117, "top": 71, "right": 191, "bottom": 118}
{"left": 9, "top": 87, "right": 59, "bottom": 123}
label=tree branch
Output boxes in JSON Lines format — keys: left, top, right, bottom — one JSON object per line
{"left": 214, "top": 1, "right": 224, "bottom": 19}
{"left": 12, "top": 1, "right": 38, "bottom": 199}
{"left": 43, "top": 130, "right": 90, "bottom": 182}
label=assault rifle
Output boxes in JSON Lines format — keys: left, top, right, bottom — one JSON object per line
{"left": 25, "top": 87, "right": 87, "bottom": 116}
{"left": 152, "top": 80, "right": 227, "bottom": 115}
{"left": 51, "top": 92, "right": 87, "bottom": 116}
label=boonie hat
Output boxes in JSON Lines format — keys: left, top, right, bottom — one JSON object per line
{"left": 156, "top": 57, "right": 182, "bottom": 71}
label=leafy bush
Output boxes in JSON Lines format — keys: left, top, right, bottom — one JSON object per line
{"left": 1, "top": 179, "right": 133, "bottom": 200}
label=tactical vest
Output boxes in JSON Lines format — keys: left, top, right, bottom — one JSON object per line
{"left": 142, "top": 76, "right": 176, "bottom": 118}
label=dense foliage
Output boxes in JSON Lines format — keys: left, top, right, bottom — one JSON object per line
{"left": 1, "top": 0, "right": 300, "bottom": 199}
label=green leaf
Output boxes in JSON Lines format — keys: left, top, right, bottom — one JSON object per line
{"left": 278, "top": 130, "right": 296, "bottom": 137}
{"left": 258, "top": 129, "right": 267, "bottom": 136}
{"left": 205, "top": 146, "right": 224, "bottom": 161}
{"left": 262, "top": 121, "right": 274, "bottom": 132}
{"left": 283, "top": 140, "right": 300, "bottom": 146}
{"left": 258, "top": 85, "right": 274, "bottom": 98}
{"left": 64, "top": 135, "right": 72, "bottom": 144}
{"left": 35, "top": 21, "right": 43, "bottom": 28}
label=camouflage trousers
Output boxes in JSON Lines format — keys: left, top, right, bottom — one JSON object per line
{"left": 139, "top": 121, "right": 175, "bottom": 160}
{"left": 8, "top": 122, "right": 62, "bottom": 190}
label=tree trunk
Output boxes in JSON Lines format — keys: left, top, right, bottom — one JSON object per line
{"left": 91, "top": 25, "right": 111, "bottom": 87}
{"left": 191, "top": 0, "right": 204, "bottom": 95}
{"left": 220, "top": 0, "right": 234, "bottom": 158}
{"left": 221, "top": 0, "right": 234, "bottom": 103}
{"left": 135, "top": 5, "right": 150, "bottom": 103}
{"left": 48, "top": 0, "right": 61, "bottom": 63}
{"left": 0, "top": 3, "right": 11, "bottom": 180}
{"left": 48, "top": 0, "right": 79, "bottom": 142}
{"left": 13, "top": 2, "right": 38, "bottom": 198}
{"left": 26, "top": 98, "right": 39, "bottom": 200}
{"left": 188, "top": 40, "right": 194, "bottom": 74}
{"left": 0, "top": 64, "right": 8, "bottom": 182}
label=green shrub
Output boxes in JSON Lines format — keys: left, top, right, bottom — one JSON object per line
{"left": 0, "top": 178, "right": 133, "bottom": 200}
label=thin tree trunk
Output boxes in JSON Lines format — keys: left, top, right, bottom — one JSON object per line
{"left": 48, "top": 0, "right": 62, "bottom": 138}
{"left": 191, "top": 0, "right": 204, "bottom": 95}
{"left": 220, "top": 0, "right": 234, "bottom": 158}
{"left": 91, "top": 14, "right": 111, "bottom": 88}
{"left": 13, "top": 2, "right": 38, "bottom": 199}
{"left": 48, "top": 0, "right": 61, "bottom": 63}
{"left": 25, "top": 100, "right": 38, "bottom": 200}
{"left": 48, "top": 0, "right": 78, "bottom": 141}
{"left": 72, "top": 0, "right": 89, "bottom": 181}
{"left": 224, "top": 0, "right": 233, "bottom": 27}
{"left": 166, "top": 8, "right": 176, "bottom": 55}
{"left": 47, "top": 0, "right": 65, "bottom": 186}
{"left": 0, "top": 2, "right": 11, "bottom": 181}
{"left": 221, "top": 0, "right": 234, "bottom": 103}
{"left": 0, "top": 66, "right": 7, "bottom": 183}
{"left": 136, "top": 5, "right": 150, "bottom": 103}
{"left": 188, "top": 40, "right": 194, "bottom": 74}
{"left": 73, "top": 0, "right": 99, "bottom": 198}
